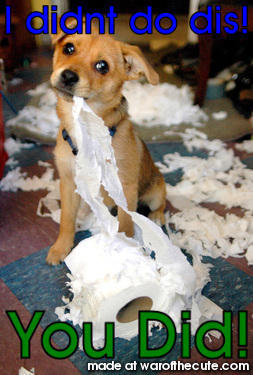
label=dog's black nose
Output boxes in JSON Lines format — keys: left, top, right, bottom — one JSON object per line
{"left": 61, "top": 69, "right": 79, "bottom": 87}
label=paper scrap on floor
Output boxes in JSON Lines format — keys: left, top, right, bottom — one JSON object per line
{"left": 19, "top": 368, "right": 35, "bottom": 375}
{"left": 158, "top": 129, "right": 253, "bottom": 265}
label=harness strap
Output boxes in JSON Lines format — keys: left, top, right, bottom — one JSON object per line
{"left": 62, "top": 125, "right": 117, "bottom": 156}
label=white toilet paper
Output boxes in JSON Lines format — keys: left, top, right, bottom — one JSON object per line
{"left": 55, "top": 97, "right": 199, "bottom": 343}
{"left": 63, "top": 231, "right": 194, "bottom": 341}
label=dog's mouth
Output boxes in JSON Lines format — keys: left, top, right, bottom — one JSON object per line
{"left": 53, "top": 85, "right": 89, "bottom": 101}
{"left": 53, "top": 84, "right": 74, "bottom": 98}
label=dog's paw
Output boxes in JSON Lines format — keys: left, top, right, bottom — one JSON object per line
{"left": 148, "top": 210, "right": 165, "bottom": 226}
{"left": 119, "top": 222, "right": 134, "bottom": 238}
{"left": 46, "top": 245, "right": 70, "bottom": 265}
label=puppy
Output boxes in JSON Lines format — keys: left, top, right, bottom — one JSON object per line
{"left": 47, "top": 25, "right": 166, "bottom": 265}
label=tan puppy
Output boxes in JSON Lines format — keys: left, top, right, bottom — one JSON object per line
{"left": 47, "top": 26, "right": 166, "bottom": 265}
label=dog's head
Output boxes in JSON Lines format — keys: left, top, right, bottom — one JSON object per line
{"left": 50, "top": 20, "right": 159, "bottom": 105}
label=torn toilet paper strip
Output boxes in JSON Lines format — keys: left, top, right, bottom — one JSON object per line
{"left": 71, "top": 97, "right": 196, "bottom": 272}
{"left": 71, "top": 97, "right": 196, "bottom": 270}
{"left": 72, "top": 97, "right": 126, "bottom": 235}
{"left": 55, "top": 97, "right": 215, "bottom": 344}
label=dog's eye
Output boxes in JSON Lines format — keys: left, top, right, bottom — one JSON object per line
{"left": 94, "top": 60, "right": 109, "bottom": 75}
{"left": 63, "top": 43, "right": 75, "bottom": 55}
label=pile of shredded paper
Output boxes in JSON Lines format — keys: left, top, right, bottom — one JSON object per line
{"left": 2, "top": 81, "right": 253, "bottom": 266}
{"left": 158, "top": 129, "right": 253, "bottom": 265}
{"left": 6, "top": 81, "right": 208, "bottom": 140}
{"left": 1, "top": 128, "right": 253, "bottom": 265}
{"left": 7, "top": 83, "right": 60, "bottom": 140}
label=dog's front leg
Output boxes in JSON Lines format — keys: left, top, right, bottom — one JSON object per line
{"left": 118, "top": 183, "right": 138, "bottom": 237}
{"left": 46, "top": 177, "right": 80, "bottom": 265}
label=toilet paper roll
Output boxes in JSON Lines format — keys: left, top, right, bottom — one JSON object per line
{"left": 64, "top": 232, "right": 182, "bottom": 341}
{"left": 94, "top": 282, "right": 170, "bottom": 341}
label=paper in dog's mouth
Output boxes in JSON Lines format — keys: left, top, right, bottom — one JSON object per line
{"left": 52, "top": 96, "right": 222, "bottom": 345}
{"left": 52, "top": 85, "right": 73, "bottom": 99}
{"left": 53, "top": 85, "right": 89, "bottom": 101}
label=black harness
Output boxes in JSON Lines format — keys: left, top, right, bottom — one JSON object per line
{"left": 62, "top": 125, "right": 117, "bottom": 156}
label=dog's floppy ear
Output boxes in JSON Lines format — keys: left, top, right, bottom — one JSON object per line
{"left": 119, "top": 42, "right": 159, "bottom": 85}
